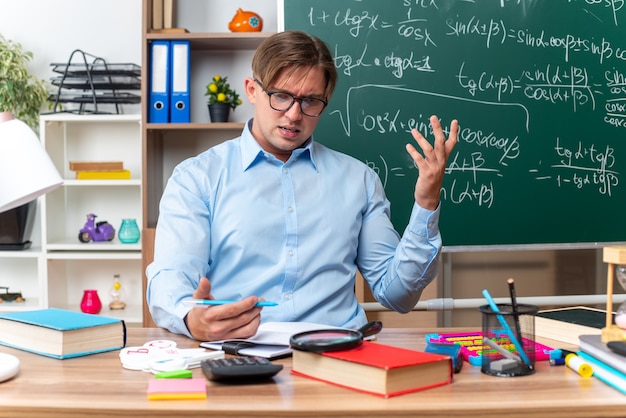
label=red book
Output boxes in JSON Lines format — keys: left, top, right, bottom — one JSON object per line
{"left": 291, "top": 341, "right": 453, "bottom": 397}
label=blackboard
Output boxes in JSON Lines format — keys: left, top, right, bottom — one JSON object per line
{"left": 283, "top": 0, "right": 626, "bottom": 247}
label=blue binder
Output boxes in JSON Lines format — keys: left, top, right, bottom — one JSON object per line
{"left": 149, "top": 40, "right": 170, "bottom": 123}
{"left": 170, "top": 40, "right": 190, "bottom": 123}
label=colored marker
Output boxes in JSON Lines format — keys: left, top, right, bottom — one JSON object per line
{"left": 565, "top": 353, "right": 593, "bottom": 378}
{"left": 182, "top": 299, "right": 278, "bottom": 307}
{"left": 482, "top": 289, "right": 531, "bottom": 366}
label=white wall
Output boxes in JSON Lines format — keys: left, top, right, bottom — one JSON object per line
{"left": 0, "top": 0, "right": 279, "bottom": 117}
{"left": 0, "top": 0, "right": 142, "bottom": 113}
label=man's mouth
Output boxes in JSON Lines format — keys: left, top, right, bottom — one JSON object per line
{"left": 279, "top": 125, "right": 300, "bottom": 136}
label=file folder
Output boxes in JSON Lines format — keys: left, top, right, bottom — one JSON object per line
{"left": 170, "top": 40, "right": 190, "bottom": 123}
{"left": 149, "top": 40, "right": 170, "bottom": 123}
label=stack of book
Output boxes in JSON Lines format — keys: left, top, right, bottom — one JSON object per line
{"left": 577, "top": 334, "right": 626, "bottom": 395}
{"left": 69, "top": 161, "right": 131, "bottom": 180}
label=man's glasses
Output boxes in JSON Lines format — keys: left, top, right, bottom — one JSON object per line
{"left": 254, "top": 78, "right": 327, "bottom": 117}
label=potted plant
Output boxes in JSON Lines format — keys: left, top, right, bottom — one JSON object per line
{"left": 0, "top": 34, "right": 48, "bottom": 130}
{"left": 0, "top": 35, "right": 49, "bottom": 250}
{"left": 204, "top": 75, "right": 242, "bottom": 122}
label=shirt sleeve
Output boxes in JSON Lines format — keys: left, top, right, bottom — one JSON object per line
{"left": 146, "top": 163, "right": 212, "bottom": 338}
{"left": 357, "top": 174, "right": 442, "bottom": 314}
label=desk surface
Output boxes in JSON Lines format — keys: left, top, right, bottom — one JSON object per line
{"left": 0, "top": 327, "right": 624, "bottom": 418}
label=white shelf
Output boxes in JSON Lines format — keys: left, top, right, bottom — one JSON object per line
{"left": 0, "top": 114, "right": 144, "bottom": 325}
{"left": 0, "top": 247, "right": 44, "bottom": 258}
{"left": 64, "top": 179, "right": 142, "bottom": 187}
{"left": 46, "top": 240, "right": 142, "bottom": 253}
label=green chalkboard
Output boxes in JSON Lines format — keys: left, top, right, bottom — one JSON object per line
{"left": 284, "top": 0, "right": 626, "bottom": 247}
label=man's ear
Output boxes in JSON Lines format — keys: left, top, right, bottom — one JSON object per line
{"left": 244, "top": 77, "right": 258, "bottom": 104}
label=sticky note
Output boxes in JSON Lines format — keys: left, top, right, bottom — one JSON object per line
{"left": 147, "top": 377, "right": 207, "bottom": 400}
{"left": 154, "top": 369, "right": 193, "bottom": 379}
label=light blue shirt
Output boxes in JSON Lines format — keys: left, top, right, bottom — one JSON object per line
{"left": 147, "top": 119, "right": 442, "bottom": 338}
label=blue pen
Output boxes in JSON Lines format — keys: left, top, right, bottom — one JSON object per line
{"left": 481, "top": 289, "right": 531, "bottom": 366}
{"left": 182, "top": 299, "right": 278, "bottom": 307}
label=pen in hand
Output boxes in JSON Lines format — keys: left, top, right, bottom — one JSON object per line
{"left": 183, "top": 299, "right": 278, "bottom": 308}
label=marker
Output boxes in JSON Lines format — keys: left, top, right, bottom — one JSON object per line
{"left": 550, "top": 358, "right": 566, "bottom": 366}
{"left": 565, "top": 353, "right": 593, "bottom": 378}
{"left": 482, "top": 289, "right": 531, "bottom": 367}
{"left": 182, "top": 299, "right": 278, "bottom": 307}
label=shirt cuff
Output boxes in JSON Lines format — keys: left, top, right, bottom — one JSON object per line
{"left": 407, "top": 202, "right": 440, "bottom": 239}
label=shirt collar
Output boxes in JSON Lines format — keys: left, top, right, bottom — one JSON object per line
{"left": 240, "top": 118, "right": 318, "bottom": 172}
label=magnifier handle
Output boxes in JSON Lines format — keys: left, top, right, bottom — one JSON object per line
{"left": 358, "top": 321, "right": 383, "bottom": 338}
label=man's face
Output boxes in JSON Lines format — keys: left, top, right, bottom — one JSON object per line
{"left": 245, "top": 66, "right": 327, "bottom": 162}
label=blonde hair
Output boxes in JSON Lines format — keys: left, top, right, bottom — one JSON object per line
{"left": 252, "top": 30, "right": 337, "bottom": 100}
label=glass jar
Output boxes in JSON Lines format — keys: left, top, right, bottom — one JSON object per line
{"left": 108, "top": 274, "right": 126, "bottom": 310}
{"left": 80, "top": 289, "right": 102, "bottom": 314}
{"left": 118, "top": 218, "right": 140, "bottom": 244}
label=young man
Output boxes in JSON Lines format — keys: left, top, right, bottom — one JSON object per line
{"left": 146, "top": 30, "right": 458, "bottom": 341}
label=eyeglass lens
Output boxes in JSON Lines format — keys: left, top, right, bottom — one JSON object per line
{"left": 255, "top": 78, "right": 326, "bottom": 117}
{"left": 269, "top": 93, "right": 326, "bottom": 117}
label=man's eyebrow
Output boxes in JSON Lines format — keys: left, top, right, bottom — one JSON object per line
{"left": 273, "top": 87, "right": 326, "bottom": 100}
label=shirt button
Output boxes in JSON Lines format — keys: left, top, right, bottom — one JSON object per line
{"left": 283, "top": 168, "right": 289, "bottom": 174}
{"left": 288, "top": 207, "right": 293, "bottom": 212}
{"left": 284, "top": 294, "right": 292, "bottom": 300}
{"left": 288, "top": 250, "right": 294, "bottom": 257}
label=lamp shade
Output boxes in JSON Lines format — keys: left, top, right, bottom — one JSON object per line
{"left": 0, "top": 117, "right": 63, "bottom": 213}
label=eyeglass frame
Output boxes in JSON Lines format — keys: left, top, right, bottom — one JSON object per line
{"left": 253, "top": 78, "right": 328, "bottom": 117}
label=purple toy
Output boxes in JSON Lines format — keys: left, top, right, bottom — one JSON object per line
{"left": 78, "top": 213, "right": 115, "bottom": 243}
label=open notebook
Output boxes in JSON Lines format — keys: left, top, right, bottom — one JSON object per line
{"left": 200, "top": 322, "right": 348, "bottom": 359}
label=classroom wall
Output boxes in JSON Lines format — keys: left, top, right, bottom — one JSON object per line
{"left": 0, "top": 0, "right": 142, "bottom": 113}
{"left": 1, "top": 0, "right": 611, "bottom": 328}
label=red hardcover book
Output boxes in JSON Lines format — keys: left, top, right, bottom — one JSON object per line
{"left": 291, "top": 341, "right": 453, "bottom": 397}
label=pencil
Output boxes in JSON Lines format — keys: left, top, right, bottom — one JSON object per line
{"left": 507, "top": 278, "right": 524, "bottom": 346}
{"left": 182, "top": 299, "right": 278, "bottom": 307}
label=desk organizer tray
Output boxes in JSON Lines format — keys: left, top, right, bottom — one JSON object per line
{"left": 425, "top": 331, "right": 561, "bottom": 367}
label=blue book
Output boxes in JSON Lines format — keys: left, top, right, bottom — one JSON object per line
{"left": 0, "top": 308, "right": 126, "bottom": 359}
{"left": 579, "top": 334, "right": 626, "bottom": 375}
{"left": 577, "top": 351, "right": 626, "bottom": 395}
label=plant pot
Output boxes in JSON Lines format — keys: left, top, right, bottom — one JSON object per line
{"left": 0, "top": 200, "right": 36, "bottom": 250}
{"left": 208, "top": 103, "right": 231, "bottom": 123}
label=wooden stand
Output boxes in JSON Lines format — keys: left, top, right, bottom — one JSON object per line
{"left": 601, "top": 246, "right": 626, "bottom": 342}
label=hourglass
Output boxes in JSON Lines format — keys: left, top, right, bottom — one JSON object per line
{"left": 602, "top": 246, "right": 626, "bottom": 342}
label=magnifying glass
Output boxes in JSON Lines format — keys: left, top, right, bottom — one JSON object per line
{"left": 290, "top": 321, "right": 383, "bottom": 353}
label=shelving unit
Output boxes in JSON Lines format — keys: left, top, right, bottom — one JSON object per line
{"left": 0, "top": 113, "right": 144, "bottom": 325}
{"left": 139, "top": 0, "right": 277, "bottom": 326}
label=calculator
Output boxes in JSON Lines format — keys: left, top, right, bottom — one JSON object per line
{"left": 201, "top": 356, "right": 283, "bottom": 381}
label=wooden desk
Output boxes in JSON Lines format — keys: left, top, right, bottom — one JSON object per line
{"left": 0, "top": 327, "right": 624, "bottom": 418}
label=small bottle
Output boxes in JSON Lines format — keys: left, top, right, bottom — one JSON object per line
{"left": 108, "top": 274, "right": 126, "bottom": 310}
